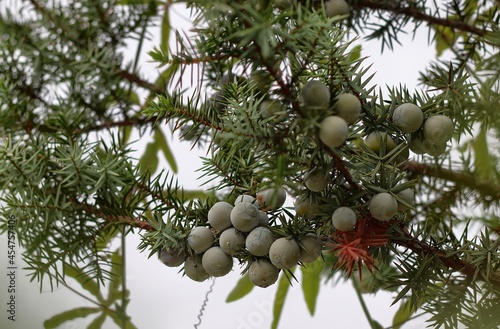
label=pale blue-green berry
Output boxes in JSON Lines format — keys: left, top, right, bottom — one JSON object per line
{"left": 219, "top": 228, "right": 246, "bottom": 256}
{"left": 319, "top": 115, "right": 348, "bottom": 148}
{"left": 184, "top": 256, "right": 209, "bottom": 282}
{"left": 393, "top": 103, "right": 423, "bottom": 133}
{"left": 234, "top": 194, "right": 256, "bottom": 205}
{"left": 331, "top": 206, "right": 357, "bottom": 231}
{"left": 208, "top": 201, "right": 233, "bottom": 231}
{"left": 202, "top": 246, "right": 233, "bottom": 277}
{"left": 249, "top": 259, "right": 280, "bottom": 288}
{"left": 334, "top": 93, "right": 361, "bottom": 124}
{"left": 423, "top": 115, "right": 454, "bottom": 145}
{"left": 159, "top": 248, "right": 186, "bottom": 267}
{"left": 269, "top": 237, "right": 301, "bottom": 270}
{"left": 246, "top": 227, "right": 275, "bottom": 256}
{"left": 187, "top": 226, "right": 214, "bottom": 254}
{"left": 230, "top": 201, "right": 260, "bottom": 232}
{"left": 369, "top": 193, "right": 398, "bottom": 221}
{"left": 301, "top": 80, "right": 330, "bottom": 108}
{"left": 298, "top": 233, "right": 323, "bottom": 263}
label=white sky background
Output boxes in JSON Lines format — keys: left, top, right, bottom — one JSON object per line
{"left": 0, "top": 2, "right": 449, "bottom": 329}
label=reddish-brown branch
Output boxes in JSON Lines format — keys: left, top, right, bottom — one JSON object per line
{"left": 80, "top": 203, "right": 155, "bottom": 231}
{"left": 351, "top": 0, "right": 489, "bottom": 37}
{"left": 394, "top": 230, "right": 500, "bottom": 287}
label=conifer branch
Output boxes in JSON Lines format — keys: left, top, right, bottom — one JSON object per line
{"left": 395, "top": 230, "right": 500, "bottom": 287}
{"left": 351, "top": 0, "right": 490, "bottom": 37}
{"left": 403, "top": 161, "right": 500, "bottom": 200}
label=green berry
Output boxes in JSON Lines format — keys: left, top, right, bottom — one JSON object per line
{"left": 187, "top": 226, "right": 214, "bottom": 254}
{"left": 202, "top": 246, "right": 233, "bottom": 277}
{"left": 208, "top": 201, "right": 233, "bottom": 231}
{"left": 369, "top": 193, "right": 398, "bottom": 221}
{"left": 334, "top": 93, "right": 361, "bottom": 124}
{"left": 294, "top": 195, "right": 319, "bottom": 220}
{"left": 393, "top": 103, "right": 424, "bottom": 133}
{"left": 250, "top": 70, "right": 273, "bottom": 94}
{"left": 219, "top": 228, "right": 246, "bottom": 256}
{"left": 248, "top": 259, "right": 280, "bottom": 288}
{"left": 319, "top": 115, "right": 348, "bottom": 148}
{"left": 325, "top": 0, "right": 350, "bottom": 17}
{"left": 304, "top": 168, "right": 330, "bottom": 192}
{"left": 260, "top": 99, "right": 287, "bottom": 123}
{"left": 301, "top": 80, "right": 330, "bottom": 108}
{"left": 331, "top": 206, "right": 357, "bottom": 231}
{"left": 269, "top": 237, "right": 301, "bottom": 270}
{"left": 246, "top": 227, "right": 275, "bottom": 257}
{"left": 396, "top": 188, "right": 414, "bottom": 211}
{"left": 364, "top": 131, "right": 396, "bottom": 153}
{"left": 423, "top": 115, "right": 454, "bottom": 145}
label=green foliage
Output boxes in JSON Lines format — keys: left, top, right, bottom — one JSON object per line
{"left": 1, "top": 0, "right": 500, "bottom": 328}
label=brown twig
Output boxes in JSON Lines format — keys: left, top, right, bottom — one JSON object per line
{"left": 351, "top": 0, "right": 489, "bottom": 37}
{"left": 394, "top": 229, "right": 500, "bottom": 287}
{"left": 403, "top": 161, "right": 500, "bottom": 200}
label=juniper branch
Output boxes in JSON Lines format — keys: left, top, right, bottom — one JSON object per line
{"left": 403, "top": 161, "right": 500, "bottom": 200}
{"left": 351, "top": 0, "right": 490, "bottom": 37}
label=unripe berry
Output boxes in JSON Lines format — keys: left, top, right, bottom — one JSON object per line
{"left": 369, "top": 193, "right": 398, "bottom": 221}
{"left": 219, "top": 228, "right": 246, "bottom": 255}
{"left": 159, "top": 248, "right": 187, "bottom": 267}
{"left": 250, "top": 70, "right": 273, "bottom": 94}
{"left": 334, "top": 93, "right": 361, "bottom": 124}
{"left": 269, "top": 237, "right": 301, "bottom": 270}
{"left": 294, "top": 195, "right": 319, "bottom": 220}
{"left": 298, "top": 233, "right": 323, "bottom": 263}
{"left": 187, "top": 226, "right": 214, "bottom": 254}
{"left": 304, "top": 168, "right": 330, "bottom": 192}
{"left": 208, "top": 201, "right": 233, "bottom": 231}
{"left": 325, "top": 0, "right": 350, "bottom": 17}
{"left": 319, "top": 115, "right": 348, "bottom": 149}
{"left": 425, "top": 141, "right": 447, "bottom": 156}
{"left": 184, "top": 256, "right": 209, "bottom": 282}
{"left": 423, "top": 115, "right": 454, "bottom": 145}
{"left": 331, "top": 206, "right": 357, "bottom": 231}
{"left": 230, "top": 201, "right": 260, "bottom": 232}
{"left": 393, "top": 103, "right": 424, "bottom": 133}
{"left": 408, "top": 134, "right": 433, "bottom": 155}
{"left": 256, "top": 187, "right": 286, "bottom": 211}
{"left": 246, "top": 227, "right": 275, "bottom": 256}
{"left": 260, "top": 100, "right": 287, "bottom": 123}
{"left": 202, "top": 246, "right": 233, "bottom": 277}
{"left": 396, "top": 188, "right": 414, "bottom": 211}
{"left": 249, "top": 259, "right": 280, "bottom": 288}
{"left": 364, "top": 131, "right": 396, "bottom": 153}
{"left": 301, "top": 80, "right": 330, "bottom": 108}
